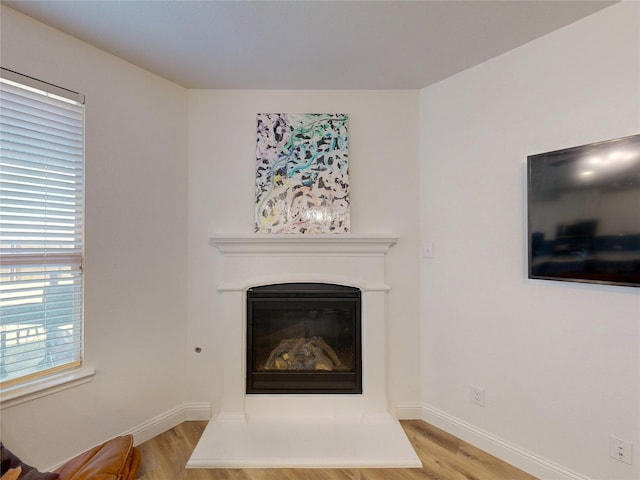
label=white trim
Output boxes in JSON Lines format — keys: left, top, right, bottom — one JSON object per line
{"left": 209, "top": 234, "right": 398, "bottom": 256}
{"left": 0, "top": 367, "right": 95, "bottom": 409}
{"left": 395, "top": 401, "right": 424, "bottom": 420}
{"left": 217, "top": 282, "right": 391, "bottom": 293}
{"left": 48, "top": 402, "right": 213, "bottom": 471}
{"left": 417, "top": 402, "right": 593, "bottom": 480}
{"left": 123, "top": 402, "right": 212, "bottom": 446}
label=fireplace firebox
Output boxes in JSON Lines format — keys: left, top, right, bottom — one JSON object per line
{"left": 246, "top": 283, "right": 362, "bottom": 394}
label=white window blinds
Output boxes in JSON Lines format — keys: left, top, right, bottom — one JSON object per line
{"left": 0, "top": 69, "right": 85, "bottom": 388}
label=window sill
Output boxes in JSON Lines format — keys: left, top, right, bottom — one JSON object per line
{"left": 0, "top": 367, "right": 95, "bottom": 409}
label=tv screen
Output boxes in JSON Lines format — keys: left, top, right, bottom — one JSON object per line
{"left": 527, "top": 134, "right": 640, "bottom": 287}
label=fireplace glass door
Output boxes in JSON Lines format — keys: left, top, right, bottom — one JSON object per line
{"left": 246, "top": 283, "right": 362, "bottom": 394}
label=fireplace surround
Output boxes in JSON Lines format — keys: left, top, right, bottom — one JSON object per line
{"left": 187, "top": 234, "right": 421, "bottom": 468}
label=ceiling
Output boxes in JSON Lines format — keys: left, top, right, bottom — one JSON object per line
{"left": 3, "top": 0, "right": 617, "bottom": 90}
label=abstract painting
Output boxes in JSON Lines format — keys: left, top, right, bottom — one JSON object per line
{"left": 255, "top": 113, "right": 349, "bottom": 234}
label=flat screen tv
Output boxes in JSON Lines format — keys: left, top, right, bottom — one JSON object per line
{"left": 527, "top": 134, "right": 640, "bottom": 288}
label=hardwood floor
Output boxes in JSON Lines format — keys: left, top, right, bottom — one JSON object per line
{"left": 135, "top": 420, "right": 538, "bottom": 480}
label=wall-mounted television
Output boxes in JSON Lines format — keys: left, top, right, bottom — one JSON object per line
{"left": 527, "top": 134, "right": 640, "bottom": 288}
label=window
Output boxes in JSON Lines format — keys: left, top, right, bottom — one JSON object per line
{"left": 0, "top": 69, "right": 85, "bottom": 389}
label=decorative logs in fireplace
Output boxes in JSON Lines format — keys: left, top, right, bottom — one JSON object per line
{"left": 246, "top": 283, "right": 362, "bottom": 394}
{"left": 263, "top": 336, "right": 346, "bottom": 371}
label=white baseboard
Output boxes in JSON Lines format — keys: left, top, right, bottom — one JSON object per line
{"left": 395, "top": 401, "right": 424, "bottom": 420}
{"left": 405, "top": 402, "right": 592, "bottom": 480}
{"left": 48, "top": 402, "right": 212, "bottom": 471}
{"left": 123, "top": 402, "right": 212, "bottom": 446}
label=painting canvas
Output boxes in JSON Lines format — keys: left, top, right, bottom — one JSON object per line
{"left": 255, "top": 113, "right": 350, "bottom": 233}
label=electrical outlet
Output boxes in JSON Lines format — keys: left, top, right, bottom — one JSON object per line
{"left": 610, "top": 436, "right": 633, "bottom": 465}
{"left": 469, "top": 385, "right": 485, "bottom": 406}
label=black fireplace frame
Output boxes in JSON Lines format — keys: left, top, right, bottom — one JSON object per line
{"left": 246, "top": 282, "right": 362, "bottom": 394}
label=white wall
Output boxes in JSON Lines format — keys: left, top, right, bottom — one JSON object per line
{"left": 0, "top": 7, "right": 189, "bottom": 468}
{"left": 186, "top": 90, "right": 421, "bottom": 411}
{"left": 3, "top": 2, "right": 637, "bottom": 479}
{"left": 419, "top": 2, "right": 639, "bottom": 479}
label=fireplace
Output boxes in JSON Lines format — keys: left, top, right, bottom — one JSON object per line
{"left": 246, "top": 282, "right": 362, "bottom": 394}
{"left": 188, "top": 235, "right": 421, "bottom": 470}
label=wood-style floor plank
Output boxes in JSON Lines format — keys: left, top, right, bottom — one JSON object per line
{"left": 135, "top": 420, "right": 538, "bottom": 480}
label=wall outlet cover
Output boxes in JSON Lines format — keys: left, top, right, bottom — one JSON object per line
{"left": 609, "top": 436, "right": 633, "bottom": 465}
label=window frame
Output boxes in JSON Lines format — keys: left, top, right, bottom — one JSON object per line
{"left": 0, "top": 68, "right": 93, "bottom": 404}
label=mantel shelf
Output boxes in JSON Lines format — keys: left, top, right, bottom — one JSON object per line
{"left": 208, "top": 234, "right": 399, "bottom": 256}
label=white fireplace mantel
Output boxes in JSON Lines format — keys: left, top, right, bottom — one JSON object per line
{"left": 208, "top": 233, "right": 398, "bottom": 256}
{"left": 190, "top": 231, "right": 421, "bottom": 469}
